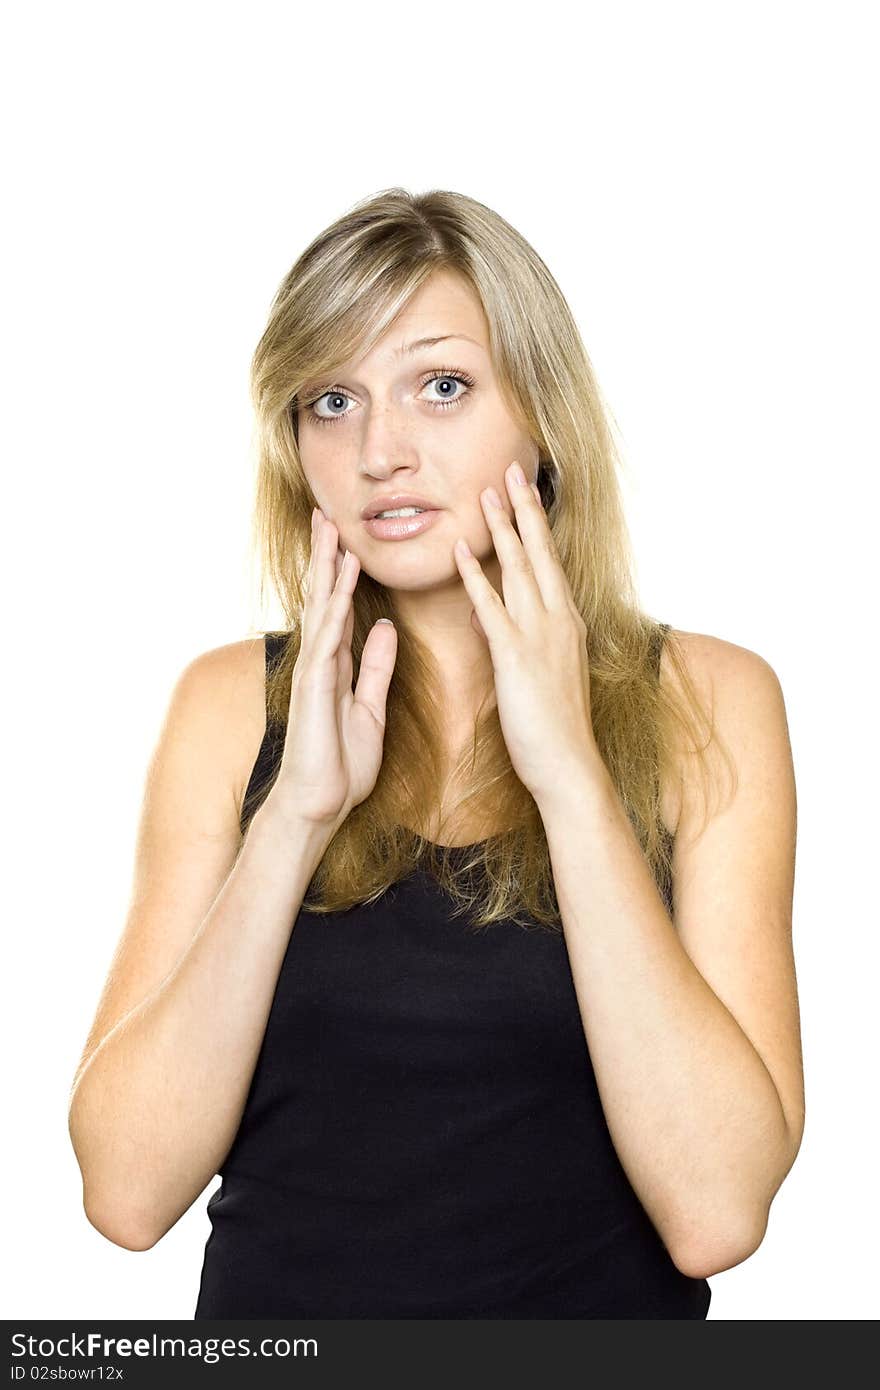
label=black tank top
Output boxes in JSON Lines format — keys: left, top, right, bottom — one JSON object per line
{"left": 194, "top": 625, "right": 710, "bottom": 1318}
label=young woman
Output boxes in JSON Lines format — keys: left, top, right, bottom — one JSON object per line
{"left": 68, "top": 187, "right": 804, "bottom": 1319}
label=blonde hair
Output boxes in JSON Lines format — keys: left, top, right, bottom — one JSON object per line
{"left": 245, "top": 186, "right": 735, "bottom": 929}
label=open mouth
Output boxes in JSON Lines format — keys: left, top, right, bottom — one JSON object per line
{"left": 362, "top": 509, "right": 443, "bottom": 540}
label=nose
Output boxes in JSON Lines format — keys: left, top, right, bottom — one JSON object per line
{"left": 357, "top": 403, "right": 420, "bottom": 478}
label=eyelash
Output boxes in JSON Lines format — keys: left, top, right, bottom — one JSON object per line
{"left": 303, "top": 368, "right": 476, "bottom": 427}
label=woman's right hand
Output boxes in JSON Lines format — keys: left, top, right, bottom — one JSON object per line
{"left": 269, "top": 506, "right": 398, "bottom": 830}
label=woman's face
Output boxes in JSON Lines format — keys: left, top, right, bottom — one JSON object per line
{"left": 296, "top": 268, "right": 539, "bottom": 594}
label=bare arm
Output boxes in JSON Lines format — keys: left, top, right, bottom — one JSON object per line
{"left": 538, "top": 637, "right": 803, "bottom": 1281}
{"left": 68, "top": 793, "right": 332, "bottom": 1250}
{"left": 69, "top": 516, "right": 397, "bottom": 1252}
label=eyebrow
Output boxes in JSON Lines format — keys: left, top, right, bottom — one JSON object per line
{"left": 394, "top": 334, "right": 483, "bottom": 356}
{"left": 298, "top": 334, "right": 484, "bottom": 399}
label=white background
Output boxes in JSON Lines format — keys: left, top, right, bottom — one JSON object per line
{"left": 3, "top": 0, "right": 876, "bottom": 1321}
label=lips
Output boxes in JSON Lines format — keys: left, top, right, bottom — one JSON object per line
{"left": 363, "top": 508, "right": 444, "bottom": 541}
{"left": 361, "top": 494, "right": 440, "bottom": 520}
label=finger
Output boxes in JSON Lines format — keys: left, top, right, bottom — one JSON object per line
{"left": 302, "top": 510, "right": 317, "bottom": 599}
{"left": 503, "top": 461, "right": 571, "bottom": 611}
{"left": 336, "top": 589, "right": 355, "bottom": 699}
{"left": 302, "top": 512, "right": 344, "bottom": 648}
{"left": 453, "top": 536, "right": 513, "bottom": 650}
{"left": 479, "top": 480, "right": 545, "bottom": 626}
{"left": 311, "top": 546, "right": 361, "bottom": 664}
{"left": 352, "top": 618, "right": 398, "bottom": 727}
{"left": 302, "top": 510, "right": 327, "bottom": 632}
{"left": 313, "top": 510, "right": 341, "bottom": 605}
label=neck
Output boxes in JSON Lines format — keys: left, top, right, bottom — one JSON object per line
{"left": 387, "top": 553, "right": 501, "bottom": 720}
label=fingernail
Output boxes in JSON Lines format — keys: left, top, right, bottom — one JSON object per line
{"left": 510, "top": 462, "right": 527, "bottom": 486}
{"left": 484, "top": 486, "right": 503, "bottom": 509}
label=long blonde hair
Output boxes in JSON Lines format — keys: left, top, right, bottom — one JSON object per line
{"left": 245, "top": 186, "right": 734, "bottom": 929}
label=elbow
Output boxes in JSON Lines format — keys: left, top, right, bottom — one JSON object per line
{"left": 82, "top": 1191, "right": 162, "bottom": 1252}
{"left": 670, "top": 1206, "right": 769, "bottom": 1281}
{"left": 70, "top": 1111, "right": 163, "bottom": 1252}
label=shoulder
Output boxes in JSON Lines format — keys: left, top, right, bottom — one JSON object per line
{"left": 172, "top": 635, "right": 271, "bottom": 810}
{"left": 659, "top": 626, "right": 784, "bottom": 705}
{"left": 659, "top": 626, "right": 788, "bottom": 753}
{"left": 658, "top": 625, "right": 797, "bottom": 936}
{"left": 657, "top": 628, "right": 792, "bottom": 835}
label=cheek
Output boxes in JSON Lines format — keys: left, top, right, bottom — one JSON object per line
{"left": 302, "top": 470, "right": 333, "bottom": 514}
{"left": 479, "top": 474, "right": 516, "bottom": 524}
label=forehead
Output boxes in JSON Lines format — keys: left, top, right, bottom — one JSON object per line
{"left": 392, "top": 267, "right": 486, "bottom": 333}
{"left": 342, "top": 270, "right": 489, "bottom": 371}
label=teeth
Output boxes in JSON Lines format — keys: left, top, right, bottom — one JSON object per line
{"left": 375, "top": 507, "right": 426, "bottom": 519}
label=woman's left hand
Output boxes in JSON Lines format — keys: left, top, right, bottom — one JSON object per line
{"left": 453, "top": 461, "right": 605, "bottom": 807}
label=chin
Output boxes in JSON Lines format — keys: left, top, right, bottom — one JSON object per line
{"left": 375, "top": 557, "right": 464, "bottom": 591}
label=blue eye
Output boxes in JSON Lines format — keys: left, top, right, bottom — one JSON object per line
{"left": 305, "top": 368, "right": 476, "bottom": 426}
